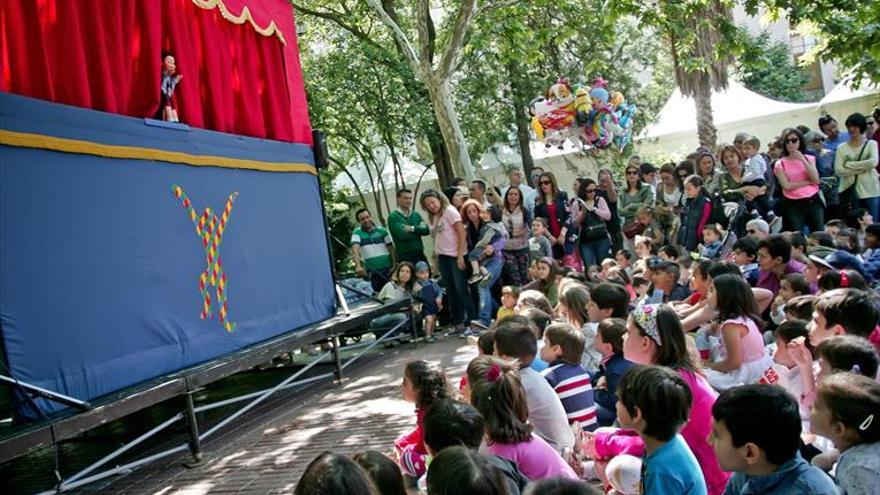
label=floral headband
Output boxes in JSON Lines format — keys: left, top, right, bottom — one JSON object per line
{"left": 633, "top": 303, "right": 662, "bottom": 346}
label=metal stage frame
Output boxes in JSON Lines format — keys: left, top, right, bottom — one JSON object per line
{"left": 0, "top": 298, "right": 417, "bottom": 493}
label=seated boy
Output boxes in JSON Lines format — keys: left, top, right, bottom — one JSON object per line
{"left": 423, "top": 399, "right": 529, "bottom": 495}
{"left": 732, "top": 237, "right": 760, "bottom": 287}
{"left": 496, "top": 285, "right": 519, "bottom": 322}
{"left": 710, "top": 384, "right": 837, "bottom": 494}
{"left": 540, "top": 323, "right": 598, "bottom": 432}
{"left": 616, "top": 365, "right": 706, "bottom": 494}
{"left": 467, "top": 205, "right": 507, "bottom": 285}
{"left": 495, "top": 316, "right": 575, "bottom": 453}
{"left": 591, "top": 318, "right": 634, "bottom": 426}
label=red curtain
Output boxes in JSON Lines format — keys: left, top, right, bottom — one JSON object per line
{"left": 0, "top": 0, "right": 311, "bottom": 144}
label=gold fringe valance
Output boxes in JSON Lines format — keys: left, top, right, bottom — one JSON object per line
{"left": 191, "top": 0, "right": 286, "bottom": 45}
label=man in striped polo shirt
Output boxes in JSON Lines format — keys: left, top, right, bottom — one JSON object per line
{"left": 351, "top": 208, "right": 395, "bottom": 293}
{"left": 540, "top": 322, "right": 598, "bottom": 432}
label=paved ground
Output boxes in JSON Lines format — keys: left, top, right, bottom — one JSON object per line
{"left": 86, "top": 338, "right": 476, "bottom": 495}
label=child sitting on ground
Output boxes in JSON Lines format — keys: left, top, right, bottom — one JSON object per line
{"left": 765, "top": 321, "right": 813, "bottom": 413}
{"left": 710, "top": 384, "right": 837, "bottom": 494}
{"left": 616, "top": 365, "right": 707, "bottom": 494}
{"left": 467, "top": 205, "right": 507, "bottom": 285}
{"left": 494, "top": 317, "right": 575, "bottom": 453}
{"left": 467, "top": 356, "right": 578, "bottom": 480}
{"left": 394, "top": 360, "right": 450, "bottom": 478}
{"left": 557, "top": 284, "right": 603, "bottom": 373}
{"left": 770, "top": 273, "right": 812, "bottom": 325}
{"left": 529, "top": 218, "right": 553, "bottom": 262}
{"left": 704, "top": 273, "right": 773, "bottom": 390}
{"left": 811, "top": 373, "right": 880, "bottom": 494}
{"left": 523, "top": 257, "right": 560, "bottom": 307}
{"left": 497, "top": 285, "right": 519, "bottom": 322}
{"left": 699, "top": 224, "right": 724, "bottom": 260}
{"left": 732, "top": 237, "right": 760, "bottom": 286}
{"left": 422, "top": 399, "right": 529, "bottom": 495}
{"left": 591, "top": 318, "right": 634, "bottom": 427}
{"left": 414, "top": 261, "right": 443, "bottom": 342}
{"left": 540, "top": 322, "right": 599, "bottom": 432}
{"left": 460, "top": 330, "right": 496, "bottom": 403}
{"left": 520, "top": 307, "right": 552, "bottom": 372}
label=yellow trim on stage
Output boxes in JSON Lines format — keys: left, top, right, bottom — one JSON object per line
{"left": 0, "top": 130, "right": 316, "bottom": 175}
{"left": 191, "top": 0, "right": 286, "bottom": 44}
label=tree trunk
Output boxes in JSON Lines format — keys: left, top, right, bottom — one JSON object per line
{"left": 508, "top": 61, "right": 535, "bottom": 177}
{"left": 428, "top": 125, "right": 453, "bottom": 188}
{"left": 425, "top": 76, "right": 475, "bottom": 180}
{"left": 693, "top": 73, "right": 717, "bottom": 149}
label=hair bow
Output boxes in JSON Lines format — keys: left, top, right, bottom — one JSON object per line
{"left": 486, "top": 363, "right": 502, "bottom": 383}
{"left": 840, "top": 271, "right": 849, "bottom": 287}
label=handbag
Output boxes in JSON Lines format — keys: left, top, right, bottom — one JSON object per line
{"left": 623, "top": 221, "right": 645, "bottom": 239}
{"left": 580, "top": 200, "right": 608, "bottom": 242}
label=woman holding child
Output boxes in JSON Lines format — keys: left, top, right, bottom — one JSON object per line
{"left": 461, "top": 200, "right": 506, "bottom": 328}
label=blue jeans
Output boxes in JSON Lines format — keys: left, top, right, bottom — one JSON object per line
{"left": 437, "top": 254, "right": 476, "bottom": 325}
{"left": 475, "top": 257, "right": 503, "bottom": 326}
{"left": 579, "top": 237, "right": 611, "bottom": 269}
{"left": 860, "top": 196, "right": 880, "bottom": 222}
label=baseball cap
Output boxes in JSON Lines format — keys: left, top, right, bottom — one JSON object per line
{"left": 414, "top": 261, "right": 430, "bottom": 273}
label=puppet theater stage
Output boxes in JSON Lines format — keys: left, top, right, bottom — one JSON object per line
{"left": 0, "top": 1, "right": 411, "bottom": 491}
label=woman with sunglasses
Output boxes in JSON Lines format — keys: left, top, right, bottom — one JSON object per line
{"left": 534, "top": 172, "right": 570, "bottom": 261}
{"left": 501, "top": 186, "right": 531, "bottom": 286}
{"left": 773, "top": 128, "right": 823, "bottom": 233}
{"left": 573, "top": 178, "right": 611, "bottom": 268}
{"left": 619, "top": 165, "right": 654, "bottom": 241}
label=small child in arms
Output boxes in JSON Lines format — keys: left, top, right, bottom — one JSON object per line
{"left": 468, "top": 205, "right": 507, "bottom": 285}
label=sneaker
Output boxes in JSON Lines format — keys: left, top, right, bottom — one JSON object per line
{"left": 478, "top": 272, "right": 493, "bottom": 287}
{"left": 467, "top": 273, "right": 483, "bottom": 285}
{"left": 444, "top": 326, "right": 466, "bottom": 337}
{"left": 460, "top": 327, "right": 481, "bottom": 338}
{"left": 425, "top": 336, "right": 438, "bottom": 343}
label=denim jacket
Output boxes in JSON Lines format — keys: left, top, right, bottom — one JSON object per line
{"left": 723, "top": 454, "right": 838, "bottom": 495}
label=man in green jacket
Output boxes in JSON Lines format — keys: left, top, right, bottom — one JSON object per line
{"left": 388, "top": 188, "right": 429, "bottom": 264}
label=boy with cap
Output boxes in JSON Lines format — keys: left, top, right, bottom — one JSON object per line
{"left": 414, "top": 261, "right": 443, "bottom": 342}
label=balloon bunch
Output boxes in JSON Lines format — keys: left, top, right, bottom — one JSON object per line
{"left": 529, "top": 77, "right": 636, "bottom": 152}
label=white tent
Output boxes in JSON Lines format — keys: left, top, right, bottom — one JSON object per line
{"left": 640, "top": 80, "right": 815, "bottom": 139}
{"left": 636, "top": 80, "right": 816, "bottom": 159}
{"left": 636, "top": 79, "right": 880, "bottom": 161}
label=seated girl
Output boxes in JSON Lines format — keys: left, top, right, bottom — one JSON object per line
{"left": 395, "top": 360, "right": 451, "bottom": 478}
{"left": 467, "top": 356, "right": 578, "bottom": 481}
{"left": 703, "top": 273, "right": 773, "bottom": 390}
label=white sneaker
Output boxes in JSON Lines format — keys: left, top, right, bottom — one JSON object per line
{"left": 769, "top": 215, "right": 783, "bottom": 234}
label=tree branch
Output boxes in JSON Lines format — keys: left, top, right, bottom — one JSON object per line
{"left": 436, "top": 0, "right": 478, "bottom": 80}
{"left": 416, "top": 0, "right": 433, "bottom": 67}
{"left": 292, "top": 2, "right": 385, "bottom": 53}
{"left": 366, "top": 0, "right": 422, "bottom": 73}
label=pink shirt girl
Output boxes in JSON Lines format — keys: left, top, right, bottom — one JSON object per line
{"left": 774, "top": 155, "right": 819, "bottom": 200}
{"left": 483, "top": 434, "right": 578, "bottom": 481}
{"left": 430, "top": 205, "right": 462, "bottom": 257}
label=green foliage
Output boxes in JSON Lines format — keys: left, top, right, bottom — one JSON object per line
{"left": 319, "top": 169, "right": 356, "bottom": 273}
{"left": 745, "top": 0, "right": 880, "bottom": 87}
{"left": 734, "top": 29, "right": 810, "bottom": 102}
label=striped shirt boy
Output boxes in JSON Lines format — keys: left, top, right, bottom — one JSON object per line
{"left": 542, "top": 361, "right": 598, "bottom": 431}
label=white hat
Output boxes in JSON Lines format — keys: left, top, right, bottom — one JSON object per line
{"left": 605, "top": 454, "right": 642, "bottom": 495}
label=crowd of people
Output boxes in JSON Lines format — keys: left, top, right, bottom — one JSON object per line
{"left": 321, "top": 110, "right": 880, "bottom": 494}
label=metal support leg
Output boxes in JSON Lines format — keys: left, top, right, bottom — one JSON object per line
{"left": 331, "top": 335, "right": 344, "bottom": 385}
{"left": 410, "top": 303, "right": 419, "bottom": 345}
{"left": 182, "top": 391, "right": 204, "bottom": 467}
